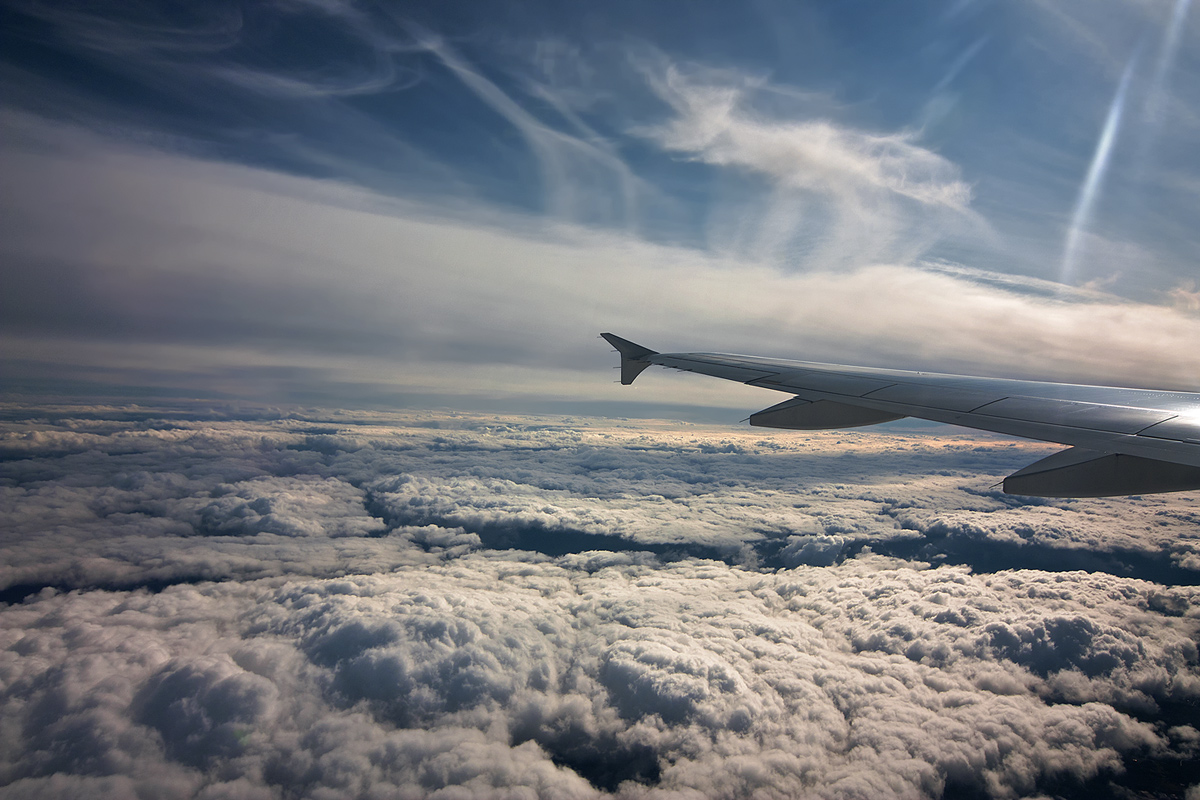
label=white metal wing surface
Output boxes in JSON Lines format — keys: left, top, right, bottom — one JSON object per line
{"left": 601, "top": 333, "right": 1200, "bottom": 497}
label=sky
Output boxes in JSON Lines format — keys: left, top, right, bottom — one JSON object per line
{"left": 3, "top": 0, "right": 1200, "bottom": 410}
{"left": 4, "top": 2, "right": 1200, "bottom": 799}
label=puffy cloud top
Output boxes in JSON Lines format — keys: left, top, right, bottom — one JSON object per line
{"left": 2, "top": 404, "right": 1199, "bottom": 798}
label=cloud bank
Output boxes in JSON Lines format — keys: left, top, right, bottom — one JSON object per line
{"left": 7, "top": 110, "right": 1200, "bottom": 411}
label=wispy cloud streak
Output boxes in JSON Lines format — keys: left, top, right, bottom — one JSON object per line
{"left": 415, "top": 31, "right": 644, "bottom": 227}
{"left": 640, "top": 62, "right": 984, "bottom": 270}
{"left": 933, "top": 36, "right": 989, "bottom": 94}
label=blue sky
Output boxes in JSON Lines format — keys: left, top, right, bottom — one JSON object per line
{"left": 2, "top": 0, "right": 1200, "bottom": 411}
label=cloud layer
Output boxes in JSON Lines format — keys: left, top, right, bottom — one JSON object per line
{"left": 2, "top": 404, "right": 1199, "bottom": 798}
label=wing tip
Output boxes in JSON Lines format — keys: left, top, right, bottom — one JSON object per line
{"left": 600, "top": 332, "right": 658, "bottom": 385}
{"left": 600, "top": 332, "right": 658, "bottom": 360}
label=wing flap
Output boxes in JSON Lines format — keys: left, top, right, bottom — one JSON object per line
{"left": 972, "top": 397, "right": 1176, "bottom": 434}
{"left": 863, "top": 384, "right": 1001, "bottom": 413}
{"left": 1138, "top": 416, "right": 1200, "bottom": 444}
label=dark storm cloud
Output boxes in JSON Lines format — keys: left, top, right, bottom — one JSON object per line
{"left": 2, "top": 405, "right": 1200, "bottom": 798}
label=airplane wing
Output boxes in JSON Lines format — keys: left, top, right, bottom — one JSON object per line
{"left": 600, "top": 332, "right": 1200, "bottom": 497}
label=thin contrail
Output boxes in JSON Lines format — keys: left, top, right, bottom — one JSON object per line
{"left": 1146, "top": 0, "right": 1192, "bottom": 126}
{"left": 1060, "top": 49, "right": 1140, "bottom": 286}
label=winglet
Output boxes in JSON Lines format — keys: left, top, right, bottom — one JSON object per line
{"left": 600, "top": 333, "right": 658, "bottom": 385}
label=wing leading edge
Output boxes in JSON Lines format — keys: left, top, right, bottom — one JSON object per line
{"left": 600, "top": 332, "right": 1200, "bottom": 497}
